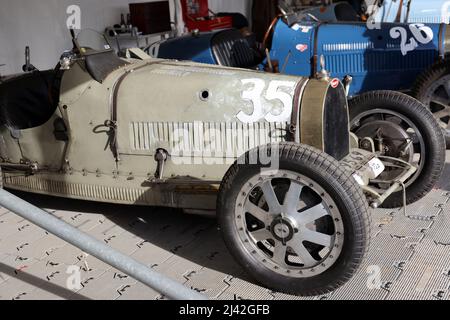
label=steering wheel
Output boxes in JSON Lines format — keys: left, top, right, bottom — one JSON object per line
{"left": 262, "top": 15, "right": 283, "bottom": 53}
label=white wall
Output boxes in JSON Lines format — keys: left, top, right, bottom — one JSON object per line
{"left": 0, "top": 0, "right": 251, "bottom": 75}
{"left": 209, "top": 0, "right": 251, "bottom": 15}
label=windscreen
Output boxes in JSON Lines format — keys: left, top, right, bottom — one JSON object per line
{"left": 74, "top": 29, "right": 128, "bottom": 82}
{"left": 76, "top": 29, "right": 112, "bottom": 54}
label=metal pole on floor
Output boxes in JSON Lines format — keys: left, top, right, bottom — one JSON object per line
{"left": 0, "top": 188, "right": 207, "bottom": 300}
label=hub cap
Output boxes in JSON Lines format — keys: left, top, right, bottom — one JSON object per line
{"left": 235, "top": 171, "right": 344, "bottom": 277}
{"left": 271, "top": 218, "right": 295, "bottom": 242}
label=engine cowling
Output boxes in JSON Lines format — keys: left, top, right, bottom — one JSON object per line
{"left": 110, "top": 60, "right": 349, "bottom": 162}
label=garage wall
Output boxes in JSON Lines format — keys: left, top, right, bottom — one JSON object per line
{"left": 0, "top": 0, "right": 252, "bottom": 75}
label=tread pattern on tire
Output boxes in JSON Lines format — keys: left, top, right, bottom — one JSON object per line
{"left": 412, "top": 59, "right": 450, "bottom": 147}
{"left": 412, "top": 59, "right": 450, "bottom": 101}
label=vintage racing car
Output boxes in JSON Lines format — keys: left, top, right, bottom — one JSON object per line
{"left": 362, "top": 0, "right": 450, "bottom": 24}
{"left": 158, "top": 9, "right": 450, "bottom": 148}
{"left": 285, "top": 1, "right": 450, "bottom": 24}
{"left": 0, "top": 30, "right": 445, "bottom": 296}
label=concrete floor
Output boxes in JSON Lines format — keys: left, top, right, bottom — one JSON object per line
{"left": 0, "top": 156, "right": 450, "bottom": 300}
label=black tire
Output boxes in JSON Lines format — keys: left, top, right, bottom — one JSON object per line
{"left": 217, "top": 142, "right": 371, "bottom": 296}
{"left": 349, "top": 91, "right": 445, "bottom": 208}
{"left": 413, "top": 59, "right": 450, "bottom": 148}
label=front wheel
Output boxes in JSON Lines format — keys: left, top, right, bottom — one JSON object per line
{"left": 413, "top": 59, "right": 450, "bottom": 148}
{"left": 217, "top": 143, "right": 371, "bottom": 296}
{"left": 349, "top": 91, "right": 445, "bottom": 208}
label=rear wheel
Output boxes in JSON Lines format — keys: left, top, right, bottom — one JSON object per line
{"left": 413, "top": 60, "right": 450, "bottom": 148}
{"left": 217, "top": 143, "right": 371, "bottom": 296}
{"left": 349, "top": 91, "right": 445, "bottom": 208}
